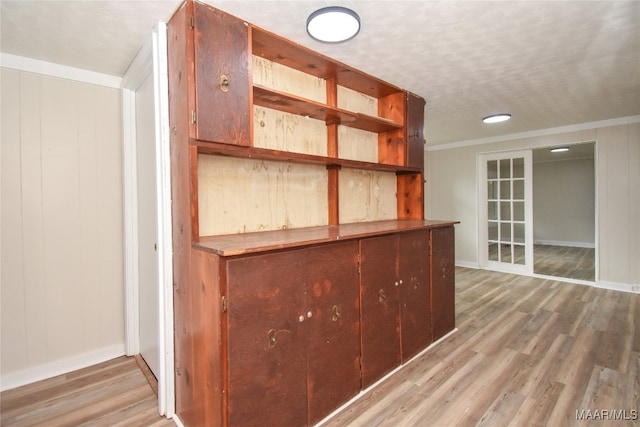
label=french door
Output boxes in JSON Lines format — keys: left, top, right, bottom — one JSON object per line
{"left": 478, "top": 150, "right": 533, "bottom": 274}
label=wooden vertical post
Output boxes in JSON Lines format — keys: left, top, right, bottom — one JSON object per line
{"left": 326, "top": 77, "right": 340, "bottom": 225}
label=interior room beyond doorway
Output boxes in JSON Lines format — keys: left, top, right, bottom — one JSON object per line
{"left": 532, "top": 142, "right": 596, "bottom": 281}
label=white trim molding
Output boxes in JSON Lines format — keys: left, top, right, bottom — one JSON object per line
{"left": 427, "top": 115, "right": 640, "bottom": 152}
{"left": 122, "top": 87, "right": 140, "bottom": 357}
{"left": 0, "top": 53, "right": 122, "bottom": 88}
{"left": 0, "top": 345, "right": 125, "bottom": 392}
{"left": 533, "top": 239, "right": 596, "bottom": 249}
{"left": 152, "top": 21, "right": 175, "bottom": 418}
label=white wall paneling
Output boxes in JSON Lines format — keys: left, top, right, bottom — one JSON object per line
{"left": 1, "top": 66, "right": 125, "bottom": 391}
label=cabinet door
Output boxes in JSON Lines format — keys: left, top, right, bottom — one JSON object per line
{"left": 194, "top": 2, "right": 250, "bottom": 145}
{"left": 399, "top": 231, "right": 432, "bottom": 361}
{"left": 359, "top": 235, "right": 401, "bottom": 388}
{"left": 305, "top": 242, "right": 360, "bottom": 425}
{"left": 406, "top": 92, "right": 425, "bottom": 169}
{"left": 431, "top": 226, "right": 456, "bottom": 341}
{"left": 226, "top": 250, "right": 307, "bottom": 427}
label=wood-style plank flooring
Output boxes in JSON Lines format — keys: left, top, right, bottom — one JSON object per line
{"left": 535, "top": 244, "right": 596, "bottom": 281}
{"left": 0, "top": 356, "right": 174, "bottom": 426}
{"left": 322, "top": 267, "right": 639, "bottom": 427}
{"left": 2, "top": 268, "right": 636, "bottom": 427}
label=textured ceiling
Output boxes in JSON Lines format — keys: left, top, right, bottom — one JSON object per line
{"left": 1, "top": 0, "right": 638, "bottom": 147}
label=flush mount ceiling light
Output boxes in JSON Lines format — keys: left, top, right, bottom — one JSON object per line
{"left": 482, "top": 113, "right": 511, "bottom": 124}
{"left": 306, "top": 6, "right": 361, "bottom": 43}
{"left": 550, "top": 147, "right": 570, "bottom": 153}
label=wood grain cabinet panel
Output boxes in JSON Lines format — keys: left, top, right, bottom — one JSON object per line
{"left": 360, "top": 230, "right": 432, "bottom": 388}
{"left": 193, "top": 2, "right": 250, "bottom": 145}
{"left": 430, "top": 227, "right": 456, "bottom": 341}
{"left": 399, "top": 230, "right": 432, "bottom": 361}
{"left": 225, "top": 241, "right": 360, "bottom": 426}
{"left": 406, "top": 92, "right": 426, "bottom": 169}
{"left": 360, "top": 235, "right": 402, "bottom": 388}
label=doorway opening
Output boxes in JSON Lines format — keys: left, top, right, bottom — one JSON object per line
{"left": 532, "top": 142, "right": 596, "bottom": 281}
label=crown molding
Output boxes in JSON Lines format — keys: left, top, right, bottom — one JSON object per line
{"left": 427, "top": 115, "right": 640, "bottom": 152}
{"left": 0, "top": 53, "right": 121, "bottom": 89}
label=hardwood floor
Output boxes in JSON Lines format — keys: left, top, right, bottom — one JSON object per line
{"left": 2, "top": 268, "right": 636, "bottom": 427}
{"left": 321, "top": 267, "right": 639, "bottom": 427}
{"left": 0, "top": 356, "right": 174, "bottom": 426}
{"left": 534, "top": 244, "right": 596, "bottom": 282}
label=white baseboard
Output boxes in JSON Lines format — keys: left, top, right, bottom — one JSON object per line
{"left": 0, "top": 344, "right": 125, "bottom": 392}
{"left": 172, "top": 415, "right": 184, "bottom": 427}
{"left": 594, "top": 280, "right": 640, "bottom": 294}
{"left": 533, "top": 239, "right": 595, "bottom": 248}
{"left": 455, "top": 260, "right": 480, "bottom": 269}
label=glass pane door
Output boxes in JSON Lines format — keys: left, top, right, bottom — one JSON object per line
{"left": 479, "top": 151, "right": 532, "bottom": 274}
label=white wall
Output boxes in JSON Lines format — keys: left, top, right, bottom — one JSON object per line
{"left": 425, "top": 120, "right": 640, "bottom": 290}
{"left": 533, "top": 156, "right": 595, "bottom": 246}
{"left": 1, "top": 66, "right": 125, "bottom": 389}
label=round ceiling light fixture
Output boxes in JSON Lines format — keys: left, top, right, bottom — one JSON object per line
{"left": 306, "top": 6, "right": 361, "bottom": 43}
{"left": 482, "top": 113, "right": 511, "bottom": 124}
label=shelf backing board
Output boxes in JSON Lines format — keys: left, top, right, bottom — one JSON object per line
{"left": 198, "top": 155, "right": 398, "bottom": 236}
{"left": 252, "top": 55, "right": 379, "bottom": 162}
{"left": 197, "top": 155, "right": 328, "bottom": 236}
{"left": 339, "top": 168, "right": 397, "bottom": 224}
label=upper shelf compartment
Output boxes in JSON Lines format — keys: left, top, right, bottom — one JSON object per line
{"left": 251, "top": 27, "right": 402, "bottom": 99}
{"left": 253, "top": 85, "right": 403, "bottom": 133}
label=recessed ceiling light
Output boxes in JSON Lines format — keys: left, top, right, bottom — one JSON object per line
{"left": 307, "top": 6, "right": 361, "bottom": 43}
{"left": 482, "top": 114, "right": 511, "bottom": 124}
{"left": 550, "top": 147, "right": 570, "bottom": 153}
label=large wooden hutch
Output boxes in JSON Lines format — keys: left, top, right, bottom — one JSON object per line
{"left": 167, "top": 1, "right": 458, "bottom": 425}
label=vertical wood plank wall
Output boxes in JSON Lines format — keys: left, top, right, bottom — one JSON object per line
{"left": 0, "top": 68, "right": 124, "bottom": 387}
{"left": 425, "top": 121, "right": 640, "bottom": 288}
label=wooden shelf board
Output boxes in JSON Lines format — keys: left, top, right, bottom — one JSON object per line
{"left": 251, "top": 27, "right": 401, "bottom": 98}
{"left": 253, "top": 86, "right": 403, "bottom": 133}
{"left": 196, "top": 219, "right": 459, "bottom": 256}
{"left": 194, "top": 140, "right": 422, "bottom": 174}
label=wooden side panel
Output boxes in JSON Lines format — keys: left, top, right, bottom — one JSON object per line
{"left": 378, "top": 92, "right": 405, "bottom": 166}
{"left": 168, "top": 3, "right": 208, "bottom": 425}
{"left": 399, "top": 231, "right": 432, "bottom": 361}
{"left": 194, "top": 2, "right": 250, "bottom": 145}
{"left": 360, "top": 235, "right": 401, "bottom": 388}
{"left": 406, "top": 92, "right": 426, "bottom": 169}
{"left": 430, "top": 226, "right": 456, "bottom": 341}
{"left": 306, "top": 242, "right": 361, "bottom": 425}
{"left": 226, "top": 250, "right": 308, "bottom": 427}
{"left": 397, "top": 172, "right": 424, "bottom": 220}
{"left": 189, "top": 249, "right": 224, "bottom": 427}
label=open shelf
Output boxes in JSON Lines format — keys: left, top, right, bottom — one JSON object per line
{"left": 253, "top": 85, "right": 403, "bottom": 133}
{"left": 251, "top": 27, "right": 401, "bottom": 99}
{"left": 194, "top": 139, "right": 422, "bottom": 173}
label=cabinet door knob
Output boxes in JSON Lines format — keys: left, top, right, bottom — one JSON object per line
{"left": 332, "top": 305, "right": 341, "bottom": 321}
{"left": 268, "top": 329, "right": 277, "bottom": 347}
{"left": 307, "top": 311, "right": 313, "bottom": 319}
{"left": 379, "top": 289, "right": 387, "bottom": 302}
{"left": 220, "top": 74, "right": 229, "bottom": 92}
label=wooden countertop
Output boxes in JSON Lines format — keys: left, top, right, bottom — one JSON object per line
{"left": 196, "top": 219, "right": 459, "bottom": 256}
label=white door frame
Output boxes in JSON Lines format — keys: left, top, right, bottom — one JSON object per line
{"left": 477, "top": 149, "right": 533, "bottom": 275}
{"left": 121, "top": 22, "right": 174, "bottom": 418}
